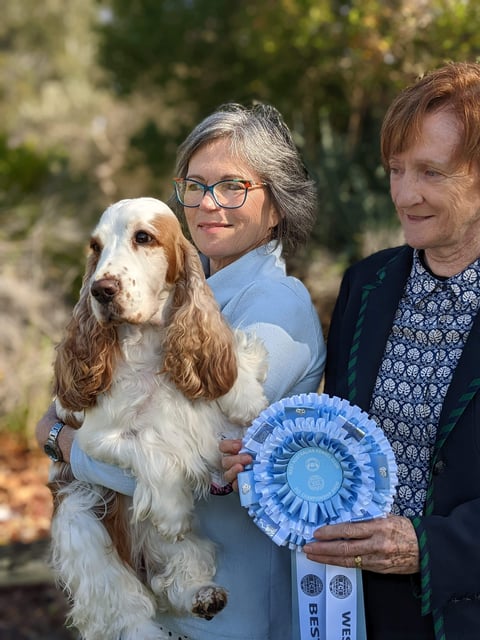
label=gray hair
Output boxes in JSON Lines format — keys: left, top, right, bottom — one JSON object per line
{"left": 168, "top": 103, "right": 318, "bottom": 257}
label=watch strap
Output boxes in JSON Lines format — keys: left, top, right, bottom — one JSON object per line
{"left": 44, "top": 421, "right": 65, "bottom": 462}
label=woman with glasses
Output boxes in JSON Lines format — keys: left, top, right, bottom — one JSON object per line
{"left": 36, "top": 103, "right": 326, "bottom": 639}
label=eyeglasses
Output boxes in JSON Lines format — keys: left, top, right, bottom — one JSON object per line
{"left": 173, "top": 178, "right": 267, "bottom": 209}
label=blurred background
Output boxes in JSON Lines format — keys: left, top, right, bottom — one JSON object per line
{"left": 1, "top": 1, "right": 479, "bottom": 637}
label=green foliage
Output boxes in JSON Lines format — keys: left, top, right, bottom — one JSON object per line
{"left": 130, "top": 120, "right": 179, "bottom": 187}
{"left": 0, "top": 130, "right": 98, "bottom": 303}
{"left": 0, "top": 135, "right": 51, "bottom": 201}
{"left": 310, "top": 117, "right": 395, "bottom": 260}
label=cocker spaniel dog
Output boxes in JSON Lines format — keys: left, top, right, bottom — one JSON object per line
{"left": 49, "top": 197, "right": 268, "bottom": 640}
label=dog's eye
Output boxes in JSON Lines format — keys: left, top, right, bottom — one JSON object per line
{"left": 90, "top": 240, "right": 101, "bottom": 254}
{"left": 135, "top": 230, "right": 153, "bottom": 244}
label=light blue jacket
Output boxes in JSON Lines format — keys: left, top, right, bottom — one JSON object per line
{"left": 71, "top": 243, "right": 326, "bottom": 640}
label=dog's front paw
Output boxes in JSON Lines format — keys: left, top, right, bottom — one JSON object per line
{"left": 133, "top": 483, "right": 193, "bottom": 541}
{"left": 192, "top": 585, "right": 228, "bottom": 620}
{"left": 151, "top": 514, "right": 191, "bottom": 542}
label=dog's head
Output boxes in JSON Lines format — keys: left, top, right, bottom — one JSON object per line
{"left": 85, "top": 197, "right": 187, "bottom": 326}
{"left": 55, "top": 197, "right": 240, "bottom": 409}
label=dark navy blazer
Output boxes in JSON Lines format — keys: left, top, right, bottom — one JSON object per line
{"left": 324, "top": 245, "right": 480, "bottom": 640}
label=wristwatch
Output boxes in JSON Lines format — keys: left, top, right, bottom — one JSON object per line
{"left": 44, "top": 421, "right": 65, "bottom": 462}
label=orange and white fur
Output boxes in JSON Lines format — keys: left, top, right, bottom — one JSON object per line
{"left": 49, "top": 197, "right": 268, "bottom": 640}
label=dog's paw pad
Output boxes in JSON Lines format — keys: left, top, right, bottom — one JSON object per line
{"left": 192, "top": 585, "right": 228, "bottom": 620}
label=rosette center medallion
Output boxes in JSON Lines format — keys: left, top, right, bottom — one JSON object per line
{"left": 287, "top": 447, "right": 343, "bottom": 502}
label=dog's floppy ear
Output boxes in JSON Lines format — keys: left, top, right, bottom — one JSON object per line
{"left": 163, "top": 239, "right": 238, "bottom": 401}
{"left": 54, "top": 253, "right": 119, "bottom": 411}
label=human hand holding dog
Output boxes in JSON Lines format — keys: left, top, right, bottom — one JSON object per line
{"left": 219, "top": 439, "right": 253, "bottom": 491}
{"left": 303, "top": 514, "right": 420, "bottom": 574}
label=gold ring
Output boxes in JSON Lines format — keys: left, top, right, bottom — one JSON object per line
{"left": 354, "top": 555, "right": 363, "bottom": 569}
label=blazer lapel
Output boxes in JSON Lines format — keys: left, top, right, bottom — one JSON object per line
{"left": 349, "top": 247, "right": 413, "bottom": 408}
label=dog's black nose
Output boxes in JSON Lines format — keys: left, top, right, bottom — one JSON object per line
{"left": 91, "top": 278, "right": 120, "bottom": 303}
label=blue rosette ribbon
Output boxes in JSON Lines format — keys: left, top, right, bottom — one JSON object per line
{"left": 238, "top": 392, "right": 398, "bottom": 550}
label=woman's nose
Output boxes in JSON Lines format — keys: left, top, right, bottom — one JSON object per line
{"left": 392, "top": 172, "right": 424, "bottom": 209}
{"left": 199, "top": 189, "right": 220, "bottom": 210}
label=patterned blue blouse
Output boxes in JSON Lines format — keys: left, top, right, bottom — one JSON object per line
{"left": 369, "top": 250, "right": 480, "bottom": 517}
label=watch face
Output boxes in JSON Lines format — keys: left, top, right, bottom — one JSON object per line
{"left": 44, "top": 443, "right": 60, "bottom": 462}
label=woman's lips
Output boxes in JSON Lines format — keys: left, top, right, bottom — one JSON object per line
{"left": 198, "top": 222, "right": 232, "bottom": 230}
